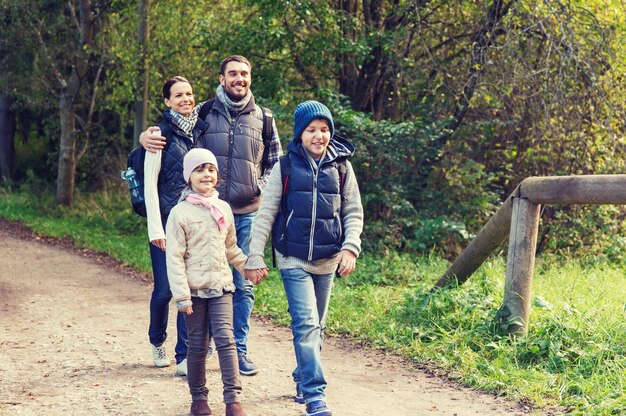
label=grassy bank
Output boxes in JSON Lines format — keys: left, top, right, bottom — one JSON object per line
{"left": 1, "top": 186, "right": 624, "bottom": 415}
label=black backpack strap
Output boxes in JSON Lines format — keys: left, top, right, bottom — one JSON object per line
{"left": 198, "top": 98, "right": 215, "bottom": 121}
{"left": 337, "top": 159, "right": 348, "bottom": 208}
{"left": 260, "top": 106, "right": 274, "bottom": 168}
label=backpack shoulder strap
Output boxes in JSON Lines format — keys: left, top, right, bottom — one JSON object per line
{"left": 337, "top": 159, "right": 348, "bottom": 201}
{"left": 260, "top": 106, "right": 274, "bottom": 166}
{"left": 279, "top": 154, "right": 291, "bottom": 199}
{"left": 198, "top": 98, "right": 215, "bottom": 121}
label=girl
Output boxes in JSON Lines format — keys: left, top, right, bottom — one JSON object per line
{"left": 245, "top": 101, "right": 364, "bottom": 416}
{"left": 144, "top": 76, "right": 206, "bottom": 375}
{"left": 166, "top": 148, "right": 249, "bottom": 416}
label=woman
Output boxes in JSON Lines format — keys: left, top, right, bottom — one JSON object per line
{"left": 143, "top": 76, "right": 207, "bottom": 376}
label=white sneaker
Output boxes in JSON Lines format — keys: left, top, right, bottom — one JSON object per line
{"left": 151, "top": 344, "right": 170, "bottom": 368}
{"left": 174, "top": 358, "right": 187, "bottom": 376}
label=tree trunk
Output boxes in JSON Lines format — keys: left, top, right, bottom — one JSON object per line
{"left": 55, "top": 0, "right": 95, "bottom": 206}
{"left": 56, "top": 72, "right": 79, "bottom": 206}
{"left": 0, "top": 94, "right": 16, "bottom": 181}
{"left": 133, "top": 0, "right": 150, "bottom": 148}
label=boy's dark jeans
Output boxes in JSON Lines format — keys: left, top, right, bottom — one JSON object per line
{"left": 186, "top": 293, "right": 242, "bottom": 403}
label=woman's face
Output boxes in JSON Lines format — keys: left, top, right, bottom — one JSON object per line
{"left": 164, "top": 82, "right": 195, "bottom": 116}
{"left": 189, "top": 163, "right": 218, "bottom": 195}
{"left": 301, "top": 119, "right": 331, "bottom": 160}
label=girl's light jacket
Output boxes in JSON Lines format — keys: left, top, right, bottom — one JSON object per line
{"left": 165, "top": 195, "right": 247, "bottom": 309}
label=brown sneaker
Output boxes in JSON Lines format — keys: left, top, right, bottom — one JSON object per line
{"left": 225, "top": 402, "right": 246, "bottom": 416}
{"left": 190, "top": 399, "right": 212, "bottom": 415}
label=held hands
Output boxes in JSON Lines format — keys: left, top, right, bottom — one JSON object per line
{"left": 335, "top": 249, "right": 357, "bottom": 277}
{"left": 140, "top": 126, "right": 166, "bottom": 153}
{"left": 244, "top": 268, "right": 269, "bottom": 285}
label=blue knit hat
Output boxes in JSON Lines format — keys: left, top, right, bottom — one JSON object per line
{"left": 293, "top": 100, "right": 334, "bottom": 141}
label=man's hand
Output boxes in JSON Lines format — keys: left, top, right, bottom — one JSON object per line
{"left": 335, "top": 249, "right": 357, "bottom": 277}
{"left": 140, "top": 126, "right": 166, "bottom": 153}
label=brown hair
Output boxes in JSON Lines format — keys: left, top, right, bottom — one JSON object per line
{"left": 162, "top": 76, "right": 191, "bottom": 99}
{"left": 220, "top": 55, "right": 251, "bottom": 75}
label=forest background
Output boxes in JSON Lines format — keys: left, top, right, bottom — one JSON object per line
{"left": 0, "top": 1, "right": 625, "bottom": 415}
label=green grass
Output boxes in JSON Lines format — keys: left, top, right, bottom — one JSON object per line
{"left": 1, "top": 186, "right": 624, "bottom": 415}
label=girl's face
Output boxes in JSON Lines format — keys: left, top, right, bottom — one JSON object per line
{"left": 189, "top": 163, "right": 218, "bottom": 195}
{"left": 164, "top": 82, "right": 195, "bottom": 116}
{"left": 301, "top": 119, "right": 331, "bottom": 160}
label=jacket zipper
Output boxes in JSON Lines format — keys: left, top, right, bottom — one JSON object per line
{"left": 308, "top": 166, "right": 319, "bottom": 261}
{"left": 225, "top": 115, "right": 237, "bottom": 201}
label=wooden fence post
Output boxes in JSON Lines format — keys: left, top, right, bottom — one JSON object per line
{"left": 500, "top": 196, "right": 540, "bottom": 335}
{"left": 434, "top": 190, "right": 517, "bottom": 288}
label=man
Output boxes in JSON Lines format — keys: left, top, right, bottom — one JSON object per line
{"left": 140, "top": 55, "right": 282, "bottom": 376}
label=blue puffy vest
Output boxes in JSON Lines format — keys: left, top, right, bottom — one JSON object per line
{"left": 272, "top": 145, "right": 345, "bottom": 261}
{"left": 157, "top": 112, "right": 207, "bottom": 219}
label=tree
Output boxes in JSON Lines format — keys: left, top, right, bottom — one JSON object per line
{"left": 133, "top": 0, "right": 150, "bottom": 148}
{"left": 25, "top": 0, "right": 110, "bottom": 206}
{"left": 0, "top": 94, "right": 16, "bottom": 181}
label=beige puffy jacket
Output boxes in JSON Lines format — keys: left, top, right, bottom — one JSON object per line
{"left": 165, "top": 197, "right": 247, "bottom": 309}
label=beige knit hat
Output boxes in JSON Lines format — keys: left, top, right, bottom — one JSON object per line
{"left": 183, "top": 148, "right": 218, "bottom": 182}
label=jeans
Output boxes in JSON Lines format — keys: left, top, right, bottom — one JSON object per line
{"left": 185, "top": 293, "right": 241, "bottom": 403}
{"left": 148, "top": 241, "right": 188, "bottom": 364}
{"left": 232, "top": 212, "right": 256, "bottom": 356}
{"left": 281, "top": 268, "right": 334, "bottom": 403}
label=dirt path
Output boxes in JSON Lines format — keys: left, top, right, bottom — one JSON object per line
{"left": 0, "top": 221, "right": 528, "bottom": 416}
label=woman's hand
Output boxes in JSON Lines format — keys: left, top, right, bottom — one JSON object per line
{"left": 150, "top": 239, "right": 166, "bottom": 252}
{"left": 335, "top": 249, "right": 357, "bottom": 277}
{"left": 140, "top": 126, "right": 166, "bottom": 153}
{"left": 179, "top": 305, "right": 193, "bottom": 315}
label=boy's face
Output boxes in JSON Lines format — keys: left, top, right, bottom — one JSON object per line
{"left": 301, "top": 119, "right": 331, "bottom": 160}
{"left": 189, "top": 163, "right": 218, "bottom": 195}
{"left": 219, "top": 61, "right": 251, "bottom": 102}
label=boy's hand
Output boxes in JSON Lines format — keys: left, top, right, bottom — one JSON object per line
{"left": 140, "top": 126, "right": 166, "bottom": 153}
{"left": 179, "top": 305, "right": 193, "bottom": 315}
{"left": 245, "top": 269, "right": 268, "bottom": 285}
{"left": 335, "top": 250, "right": 357, "bottom": 277}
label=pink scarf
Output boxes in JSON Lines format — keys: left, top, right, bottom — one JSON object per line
{"left": 185, "top": 193, "right": 228, "bottom": 232}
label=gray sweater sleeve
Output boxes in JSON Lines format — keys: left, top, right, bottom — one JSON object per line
{"left": 340, "top": 160, "right": 364, "bottom": 257}
{"left": 246, "top": 162, "right": 283, "bottom": 270}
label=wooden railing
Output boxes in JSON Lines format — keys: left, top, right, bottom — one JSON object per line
{"left": 433, "top": 175, "right": 626, "bottom": 335}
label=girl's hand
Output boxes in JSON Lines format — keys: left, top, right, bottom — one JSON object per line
{"left": 150, "top": 239, "right": 166, "bottom": 252}
{"left": 336, "top": 250, "right": 357, "bottom": 277}
{"left": 244, "top": 269, "right": 268, "bottom": 285}
{"left": 179, "top": 306, "right": 193, "bottom": 315}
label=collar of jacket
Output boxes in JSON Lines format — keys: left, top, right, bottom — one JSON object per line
{"left": 162, "top": 109, "right": 209, "bottom": 139}
{"left": 213, "top": 93, "right": 258, "bottom": 120}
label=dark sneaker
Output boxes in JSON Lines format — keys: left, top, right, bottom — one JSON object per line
{"left": 294, "top": 383, "right": 305, "bottom": 404}
{"left": 238, "top": 354, "right": 259, "bottom": 376}
{"left": 306, "top": 400, "right": 332, "bottom": 416}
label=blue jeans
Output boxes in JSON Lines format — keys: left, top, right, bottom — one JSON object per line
{"left": 281, "top": 268, "right": 334, "bottom": 403}
{"left": 232, "top": 213, "right": 256, "bottom": 356}
{"left": 148, "top": 241, "right": 188, "bottom": 364}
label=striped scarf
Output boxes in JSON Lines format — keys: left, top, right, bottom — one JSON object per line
{"left": 168, "top": 105, "right": 200, "bottom": 140}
